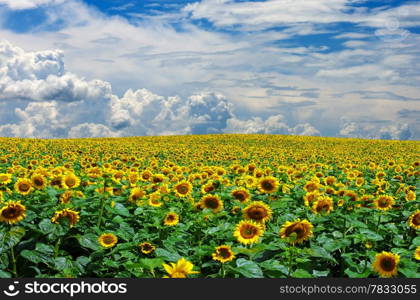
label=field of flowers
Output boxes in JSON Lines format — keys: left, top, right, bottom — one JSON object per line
{"left": 0, "top": 134, "right": 418, "bottom": 278}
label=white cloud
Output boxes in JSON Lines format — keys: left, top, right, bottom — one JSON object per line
{"left": 68, "top": 123, "right": 119, "bottom": 138}
{"left": 224, "top": 114, "right": 320, "bottom": 136}
{"left": 0, "top": 40, "right": 112, "bottom": 102}
{"left": 0, "top": 0, "right": 419, "bottom": 140}
{"left": 339, "top": 121, "right": 412, "bottom": 140}
{"left": 0, "top": 0, "right": 63, "bottom": 10}
{"left": 109, "top": 89, "right": 234, "bottom": 135}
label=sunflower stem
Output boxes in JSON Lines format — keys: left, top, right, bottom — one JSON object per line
{"left": 54, "top": 237, "right": 62, "bottom": 258}
{"left": 376, "top": 213, "right": 382, "bottom": 230}
{"left": 221, "top": 263, "right": 226, "bottom": 278}
{"left": 10, "top": 246, "right": 17, "bottom": 278}
{"left": 287, "top": 246, "right": 294, "bottom": 277}
{"left": 97, "top": 178, "right": 108, "bottom": 229}
{"left": 97, "top": 197, "right": 106, "bottom": 229}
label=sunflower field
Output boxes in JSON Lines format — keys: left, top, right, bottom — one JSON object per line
{"left": 0, "top": 134, "right": 419, "bottom": 278}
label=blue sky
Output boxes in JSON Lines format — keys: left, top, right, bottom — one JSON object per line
{"left": 0, "top": 0, "right": 419, "bottom": 139}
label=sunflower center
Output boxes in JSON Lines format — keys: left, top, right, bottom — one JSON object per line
{"left": 247, "top": 207, "right": 267, "bottom": 220}
{"left": 378, "top": 198, "right": 390, "bottom": 207}
{"left": 316, "top": 203, "right": 330, "bottom": 212}
{"left": 66, "top": 178, "right": 76, "bottom": 187}
{"left": 285, "top": 224, "right": 305, "bottom": 238}
{"left": 177, "top": 185, "right": 188, "bottom": 194}
{"left": 380, "top": 257, "right": 396, "bottom": 272}
{"left": 103, "top": 236, "right": 115, "bottom": 245}
{"left": 218, "top": 248, "right": 231, "bottom": 259}
{"left": 240, "top": 225, "right": 257, "bottom": 238}
{"left": 204, "top": 198, "right": 219, "bottom": 209}
{"left": 233, "top": 192, "right": 245, "bottom": 201}
{"left": 19, "top": 183, "right": 30, "bottom": 192}
{"left": 204, "top": 186, "right": 214, "bottom": 193}
{"left": 261, "top": 181, "right": 274, "bottom": 191}
{"left": 306, "top": 183, "right": 316, "bottom": 192}
{"left": 142, "top": 244, "right": 153, "bottom": 251}
{"left": 2, "top": 207, "right": 19, "bottom": 218}
{"left": 34, "top": 178, "right": 43, "bottom": 186}
{"left": 413, "top": 214, "right": 420, "bottom": 226}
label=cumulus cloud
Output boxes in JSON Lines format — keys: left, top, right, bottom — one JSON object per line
{"left": 0, "top": 39, "right": 324, "bottom": 138}
{"left": 0, "top": 0, "right": 63, "bottom": 10}
{"left": 0, "top": 34, "right": 417, "bottom": 140}
{"left": 0, "top": 41, "right": 112, "bottom": 102}
{"left": 109, "top": 89, "right": 234, "bottom": 135}
{"left": 224, "top": 114, "right": 320, "bottom": 136}
{"left": 339, "top": 121, "right": 412, "bottom": 140}
{"left": 68, "top": 123, "right": 119, "bottom": 138}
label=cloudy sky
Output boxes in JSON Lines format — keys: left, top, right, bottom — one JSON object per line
{"left": 0, "top": 0, "right": 419, "bottom": 139}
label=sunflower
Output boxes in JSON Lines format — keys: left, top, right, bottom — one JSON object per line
{"left": 14, "top": 178, "right": 33, "bottom": 195}
{"left": 304, "top": 181, "right": 319, "bottom": 193}
{"left": 51, "top": 208, "right": 80, "bottom": 227}
{"left": 405, "top": 191, "right": 416, "bottom": 201}
{"left": 257, "top": 176, "right": 279, "bottom": 193}
{"left": 212, "top": 245, "right": 235, "bottom": 263}
{"left": 98, "top": 233, "right": 118, "bottom": 248}
{"left": 243, "top": 201, "right": 272, "bottom": 223}
{"left": 355, "top": 177, "right": 364, "bottom": 187}
{"left": 0, "top": 201, "right": 26, "bottom": 224}
{"left": 200, "top": 195, "right": 223, "bottom": 213}
{"left": 303, "top": 191, "right": 319, "bottom": 207}
{"left": 148, "top": 193, "right": 163, "bottom": 207}
{"left": 162, "top": 258, "right": 199, "bottom": 278}
{"left": 324, "top": 176, "right": 336, "bottom": 186}
{"left": 0, "top": 173, "right": 12, "bottom": 185}
{"left": 312, "top": 196, "right": 334, "bottom": 215}
{"left": 139, "top": 242, "right": 156, "bottom": 254}
{"left": 408, "top": 210, "right": 420, "bottom": 230}
{"left": 279, "top": 219, "right": 313, "bottom": 244}
{"left": 128, "top": 187, "right": 146, "bottom": 203}
{"left": 372, "top": 251, "right": 400, "bottom": 278}
{"left": 31, "top": 174, "right": 47, "bottom": 189}
{"left": 414, "top": 246, "right": 420, "bottom": 261}
{"left": 173, "top": 181, "right": 193, "bottom": 197}
{"left": 233, "top": 220, "right": 264, "bottom": 245}
{"left": 164, "top": 212, "right": 179, "bottom": 226}
{"left": 231, "top": 188, "right": 250, "bottom": 203}
{"left": 59, "top": 191, "right": 73, "bottom": 204}
{"left": 62, "top": 173, "right": 80, "bottom": 189}
{"left": 373, "top": 195, "right": 395, "bottom": 211}
{"left": 201, "top": 181, "right": 216, "bottom": 194}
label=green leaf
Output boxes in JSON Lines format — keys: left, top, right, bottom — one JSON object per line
{"left": 292, "top": 269, "right": 313, "bottom": 278}
{"left": 155, "top": 248, "right": 181, "bottom": 262}
{"left": 359, "top": 229, "right": 383, "bottom": 241}
{"left": 259, "top": 260, "right": 288, "bottom": 275}
{"left": 112, "top": 203, "right": 130, "bottom": 217}
{"left": 344, "top": 268, "right": 371, "bottom": 278}
{"left": 309, "top": 246, "right": 337, "bottom": 264}
{"left": 0, "top": 270, "right": 11, "bottom": 278}
{"left": 78, "top": 233, "right": 100, "bottom": 251}
{"left": 234, "top": 258, "right": 263, "bottom": 278}
{"left": 35, "top": 243, "right": 54, "bottom": 255}
{"left": 313, "top": 270, "right": 329, "bottom": 277}
{"left": 140, "top": 258, "right": 164, "bottom": 270}
{"left": 0, "top": 226, "right": 26, "bottom": 253}
{"left": 20, "top": 249, "right": 51, "bottom": 264}
{"left": 54, "top": 257, "right": 73, "bottom": 271}
{"left": 39, "top": 219, "right": 55, "bottom": 234}
{"left": 399, "top": 267, "right": 420, "bottom": 278}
